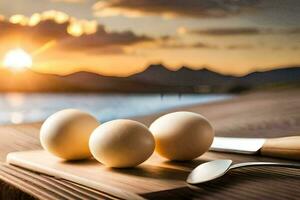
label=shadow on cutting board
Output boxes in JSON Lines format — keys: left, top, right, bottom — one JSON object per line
{"left": 142, "top": 166, "right": 300, "bottom": 200}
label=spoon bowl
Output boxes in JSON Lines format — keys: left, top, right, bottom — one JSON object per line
{"left": 187, "top": 160, "right": 232, "bottom": 184}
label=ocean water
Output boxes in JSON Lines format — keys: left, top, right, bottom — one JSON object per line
{"left": 0, "top": 93, "right": 232, "bottom": 125}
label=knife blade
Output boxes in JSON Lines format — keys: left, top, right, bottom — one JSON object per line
{"left": 210, "top": 137, "right": 266, "bottom": 154}
{"left": 209, "top": 136, "right": 300, "bottom": 160}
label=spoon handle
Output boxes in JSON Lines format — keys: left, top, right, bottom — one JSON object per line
{"left": 230, "top": 162, "right": 300, "bottom": 170}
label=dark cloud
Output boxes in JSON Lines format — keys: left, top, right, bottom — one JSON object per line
{"left": 0, "top": 20, "right": 69, "bottom": 43}
{"left": 192, "top": 42, "right": 217, "bottom": 49}
{"left": 291, "top": 46, "right": 300, "bottom": 50}
{"left": 287, "top": 28, "right": 300, "bottom": 34}
{"left": 226, "top": 44, "right": 253, "bottom": 49}
{"left": 93, "top": 0, "right": 260, "bottom": 18}
{"left": 190, "top": 28, "right": 260, "bottom": 36}
{"left": 0, "top": 18, "right": 153, "bottom": 54}
{"left": 61, "top": 29, "right": 152, "bottom": 50}
{"left": 160, "top": 42, "right": 255, "bottom": 50}
{"left": 183, "top": 27, "right": 300, "bottom": 36}
{"left": 159, "top": 42, "right": 217, "bottom": 49}
{"left": 190, "top": 27, "right": 261, "bottom": 36}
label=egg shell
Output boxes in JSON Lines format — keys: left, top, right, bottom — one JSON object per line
{"left": 89, "top": 119, "right": 155, "bottom": 168}
{"left": 149, "top": 111, "right": 214, "bottom": 161}
{"left": 40, "top": 109, "right": 100, "bottom": 160}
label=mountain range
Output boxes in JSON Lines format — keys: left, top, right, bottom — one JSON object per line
{"left": 0, "top": 64, "right": 299, "bottom": 93}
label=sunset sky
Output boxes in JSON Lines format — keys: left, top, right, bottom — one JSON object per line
{"left": 0, "top": 0, "right": 299, "bottom": 76}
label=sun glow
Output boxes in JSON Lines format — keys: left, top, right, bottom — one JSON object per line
{"left": 3, "top": 48, "right": 32, "bottom": 70}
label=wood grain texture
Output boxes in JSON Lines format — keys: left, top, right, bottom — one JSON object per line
{"left": 261, "top": 136, "right": 300, "bottom": 160}
{"left": 0, "top": 89, "right": 300, "bottom": 199}
{"left": 7, "top": 150, "right": 187, "bottom": 199}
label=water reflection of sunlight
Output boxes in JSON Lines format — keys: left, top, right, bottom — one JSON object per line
{"left": 4, "top": 93, "right": 25, "bottom": 124}
{"left": 4, "top": 93, "right": 25, "bottom": 107}
{"left": 10, "top": 112, "right": 24, "bottom": 124}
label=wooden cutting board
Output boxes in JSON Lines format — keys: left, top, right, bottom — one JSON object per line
{"left": 6, "top": 150, "right": 209, "bottom": 200}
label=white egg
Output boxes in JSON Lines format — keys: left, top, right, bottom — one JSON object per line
{"left": 149, "top": 111, "right": 214, "bottom": 161}
{"left": 40, "top": 109, "right": 100, "bottom": 160}
{"left": 89, "top": 119, "right": 155, "bottom": 168}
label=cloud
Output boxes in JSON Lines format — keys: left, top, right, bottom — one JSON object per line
{"left": 287, "top": 28, "right": 300, "bottom": 34}
{"left": 178, "top": 27, "right": 300, "bottom": 36}
{"left": 93, "top": 0, "right": 260, "bottom": 18}
{"left": 291, "top": 46, "right": 300, "bottom": 50}
{"left": 61, "top": 29, "right": 153, "bottom": 51}
{"left": 184, "top": 27, "right": 262, "bottom": 36}
{"left": 225, "top": 44, "right": 253, "bottom": 49}
{"left": 159, "top": 42, "right": 254, "bottom": 50}
{"left": 7, "top": 11, "right": 97, "bottom": 37}
{"left": 0, "top": 11, "right": 154, "bottom": 54}
{"left": 160, "top": 42, "right": 217, "bottom": 49}
{"left": 0, "top": 19, "right": 69, "bottom": 44}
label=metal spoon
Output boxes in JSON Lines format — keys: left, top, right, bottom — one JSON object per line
{"left": 187, "top": 159, "right": 300, "bottom": 185}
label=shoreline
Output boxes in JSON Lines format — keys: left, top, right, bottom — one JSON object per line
{"left": 3, "top": 88, "right": 299, "bottom": 130}
{"left": 0, "top": 93, "right": 233, "bottom": 125}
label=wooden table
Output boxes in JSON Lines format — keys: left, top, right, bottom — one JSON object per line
{"left": 0, "top": 89, "right": 300, "bottom": 199}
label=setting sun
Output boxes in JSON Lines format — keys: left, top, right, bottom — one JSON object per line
{"left": 3, "top": 48, "right": 32, "bottom": 70}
